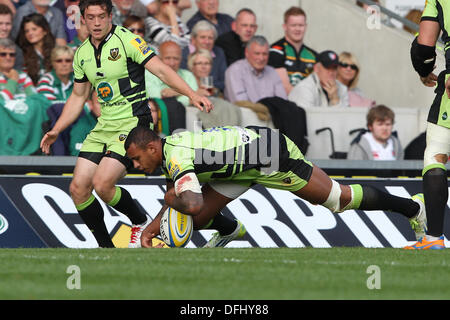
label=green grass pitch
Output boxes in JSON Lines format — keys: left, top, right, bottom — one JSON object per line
{"left": 0, "top": 247, "right": 449, "bottom": 300}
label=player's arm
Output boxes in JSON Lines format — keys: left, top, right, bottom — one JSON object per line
{"left": 40, "top": 81, "right": 92, "bottom": 154}
{"left": 144, "top": 55, "right": 213, "bottom": 112}
{"left": 164, "top": 172, "right": 203, "bottom": 216}
{"left": 411, "top": 20, "right": 440, "bottom": 87}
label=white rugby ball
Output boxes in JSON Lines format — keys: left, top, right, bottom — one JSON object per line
{"left": 160, "top": 207, "right": 193, "bottom": 247}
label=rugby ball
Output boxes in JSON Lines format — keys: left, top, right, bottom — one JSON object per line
{"left": 160, "top": 207, "right": 193, "bottom": 247}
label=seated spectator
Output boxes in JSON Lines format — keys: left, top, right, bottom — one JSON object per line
{"left": 63, "top": 0, "right": 80, "bottom": 43}
{"left": 181, "top": 20, "right": 226, "bottom": 92}
{"left": 268, "top": 6, "right": 317, "bottom": 94}
{"left": 123, "top": 15, "right": 145, "bottom": 39}
{"left": 288, "top": 50, "right": 349, "bottom": 108}
{"left": 0, "top": 4, "right": 23, "bottom": 70}
{"left": 112, "top": 0, "right": 137, "bottom": 26}
{"left": 37, "top": 45, "right": 97, "bottom": 156}
{"left": 145, "top": 40, "right": 197, "bottom": 106}
{"left": 68, "top": 15, "right": 89, "bottom": 51}
{"left": 347, "top": 104, "right": 403, "bottom": 160}
{"left": 144, "top": 0, "right": 190, "bottom": 52}
{"left": 0, "top": 38, "right": 35, "bottom": 100}
{"left": 187, "top": 0, "right": 233, "bottom": 36}
{"left": 141, "top": 0, "right": 191, "bottom": 17}
{"left": 36, "top": 45, "right": 74, "bottom": 102}
{"left": 224, "top": 35, "right": 286, "bottom": 103}
{"left": 11, "top": 0, "right": 66, "bottom": 46}
{"left": 16, "top": 13, "right": 55, "bottom": 85}
{"left": 187, "top": 48, "right": 218, "bottom": 97}
{"left": 215, "top": 8, "right": 257, "bottom": 66}
{"left": 337, "top": 51, "right": 375, "bottom": 107}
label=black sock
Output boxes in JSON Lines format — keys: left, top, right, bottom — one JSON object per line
{"left": 77, "top": 195, "right": 115, "bottom": 248}
{"left": 359, "top": 185, "right": 419, "bottom": 218}
{"left": 204, "top": 213, "right": 238, "bottom": 236}
{"left": 108, "top": 187, "right": 147, "bottom": 225}
{"left": 423, "top": 168, "right": 448, "bottom": 237}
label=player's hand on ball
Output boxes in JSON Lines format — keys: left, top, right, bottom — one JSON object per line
{"left": 40, "top": 130, "right": 59, "bottom": 154}
{"left": 141, "top": 220, "right": 163, "bottom": 248}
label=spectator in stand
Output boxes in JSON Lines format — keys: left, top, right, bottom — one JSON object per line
{"left": 337, "top": 51, "right": 375, "bottom": 107}
{"left": 141, "top": 0, "right": 191, "bottom": 17}
{"left": 0, "top": 4, "right": 23, "bottom": 69}
{"left": 112, "top": 0, "right": 137, "bottom": 25}
{"left": 0, "top": 38, "right": 35, "bottom": 101}
{"left": 347, "top": 105, "right": 403, "bottom": 160}
{"left": 68, "top": 14, "right": 89, "bottom": 51}
{"left": 288, "top": 50, "right": 349, "bottom": 108}
{"left": 224, "top": 35, "right": 286, "bottom": 104}
{"left": 16, "top": 13, "right": 55, "bottom": 85}
{"left": 145, "top": 40, "right": 197, "bottom": 106}
{"left": 63, "top": 0, "right": 80, "bottom": 43}
{"left": 187, "top": 48, "right": 218, "bottom": 97}
{"left": 187, "top": 0, "right": 233, "bottom": 36}
{"left": 11, "top": 0, "right": 67, "bottom": 46}
{"left": 180, "top": 20, "right": 226, "bottom": 92}
{"left": 37, "top": 45, "right": 97, "bottom": 156}
{"left": 215, "top": 8, "right": 257, "bottom": 66}
{"left": 123, "top": 15, "right": 145, "bottom": 38}
{"left": 268, "top": 6, "right": 317, "bottom": 95}
{"left": 144, "top": 0, "right": 190, "bottom": 52}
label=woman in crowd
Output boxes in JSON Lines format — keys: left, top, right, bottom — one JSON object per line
{"left": 16, "top": 13, "right": 55, "bottom": 85}
{"left": 187, "top": 49, "right": 220, "bottom": 97}
{"left": 123, "top": 15, "right": 146, "bottom": 39}
{"left": 337, "top": 51, "right": 375, "bottom": 107}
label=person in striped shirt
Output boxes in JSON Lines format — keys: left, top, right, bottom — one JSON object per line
{"left": 0, "top": 38, "right": 36, "bottom": 101}
{"left": 144, "top": 0, "right": 190, "bottom": 53}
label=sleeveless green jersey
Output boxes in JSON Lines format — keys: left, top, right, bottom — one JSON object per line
{"left": 73, "top": 25, "right": 155, "bottom": 122}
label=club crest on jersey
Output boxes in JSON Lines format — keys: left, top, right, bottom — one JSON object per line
{"left": 108, "top": 48, "right": 121, "bottom": 61}
{"left": 118, "top": 134, "right": 127, "bottom": 142}
{"left": 97, "top": 82, "right": 114, "bottom": 102}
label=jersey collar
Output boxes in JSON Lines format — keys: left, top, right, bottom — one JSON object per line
{"left": 89, "top": 24, "right": 117, "bottom": 49}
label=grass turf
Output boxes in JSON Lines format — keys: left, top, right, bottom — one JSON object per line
{"left": 0, "top": 247, "right": 449, "bottom": 300}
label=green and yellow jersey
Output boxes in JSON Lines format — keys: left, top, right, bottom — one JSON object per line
{"left": 73, "top": 25, "right": 155, "bottom": 123}
{"left": 161, "top": 126, "right": 314, "bottom": 192}
{"left": 422, "top": 0, "right": 450, "bottom": 128}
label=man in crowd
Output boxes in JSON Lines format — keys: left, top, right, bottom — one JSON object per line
{"left": 288, "top": 50, "right": 348, "bottom": 108}
{"left": 268, "top": 6, "right": 317, "bottom": 94}
{"left": 224, "top": 35, "right": 286, "bottom": 103}
{"left": 187, "top": 0, "right": 233, "bottom": 36}
{"left": 215, "top": 8, "right": 257, "bottom": 66}
{"left": 181, "top": 20, "right": 227, "bottom": 92}
{"left": 0, "top": 4, "right": 23, "bottom": 69}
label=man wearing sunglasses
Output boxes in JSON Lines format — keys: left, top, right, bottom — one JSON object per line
{"left": 288, "top": 50, "right": 349, "bottom": 108}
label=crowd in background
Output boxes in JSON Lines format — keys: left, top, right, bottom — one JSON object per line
{"left": 0, "top": 0, "right": 423, "bottom": 160}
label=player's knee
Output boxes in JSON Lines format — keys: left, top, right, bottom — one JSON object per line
{"left": 322, "top": 180, "right": 342, "bottom": 213}
{"left": 70, "top": 179, "right": 92, "bottom": 200}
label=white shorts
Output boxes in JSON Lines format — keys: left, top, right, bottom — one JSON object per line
{"left": 208, "top": 181, "right": 250, "bottom": 199}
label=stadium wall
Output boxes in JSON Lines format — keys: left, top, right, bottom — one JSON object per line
{"left": 0, "top": 175, "right": 448, "bottom": 249}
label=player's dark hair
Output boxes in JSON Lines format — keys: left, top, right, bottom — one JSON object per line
{"left": 79, "top": 0, "right": 113, "bottom": 17}
{"left": 125, "top": 126, "right": 160, "bottom": 150}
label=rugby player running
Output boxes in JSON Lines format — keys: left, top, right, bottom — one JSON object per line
{"left": 40, "top": 0, "right": 212, "bottom": 248}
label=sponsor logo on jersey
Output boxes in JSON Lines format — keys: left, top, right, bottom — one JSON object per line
{"left": 0, "top": 213, "right": 8, "bottom": 235}
{"left": 168, "top": 158, "right": 181, "bottom": 179}
{"left": 97, "top": 82, "right": 114, "bottom": 102}
{"left": 131, "top": 37, "right": 152, "bottom": 55}
{"left": 108, "top": 48, "right": 121, "bottom": 61}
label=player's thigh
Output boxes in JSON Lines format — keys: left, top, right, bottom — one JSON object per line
{"left": 93, "top": 156, "right": 127, "bottom": 190}
{"left": 291, "top": 165, "right": 350, "bottom": 205}
{"left": 424, "top": 122, "right": 450, "bottom": 165}
{"left": 192, "top": 182, "right": 248, "bottom": 229}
